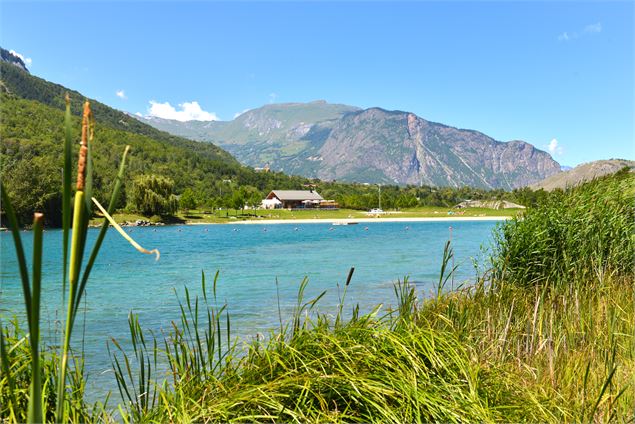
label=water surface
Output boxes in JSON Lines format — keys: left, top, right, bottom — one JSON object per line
{"left": 1, "top": 220, "right": 499, "bottom": 402}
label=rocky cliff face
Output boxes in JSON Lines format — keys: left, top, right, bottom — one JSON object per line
{"left": 141, "top": 101, "right": 561, "bottom": 189}
{"left": 0, "top": 47, "right": 29, "bottom": 73}
{"left": 311, "top": 108, "right": 560, "bottom": 189}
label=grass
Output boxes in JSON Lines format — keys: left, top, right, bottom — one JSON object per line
{"left": 0, "top": 99, "right": 632, "bottom": 422}
{"left": 106, "top": 171, "right": 635, "bottom": 422}
{"left": 90, "top": 206, "right": 520, "bottom": 226}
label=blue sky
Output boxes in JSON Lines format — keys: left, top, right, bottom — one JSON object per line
{"left": 1, "top": 1, "right": 633, "bottom": 166}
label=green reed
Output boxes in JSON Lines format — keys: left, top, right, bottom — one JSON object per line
{"left": 108, "top": 171, "right": 633, "bottom": 422}
{"left": 493, "top": 168, "right": 634, "bottom": 287}
{"left": 1, "top": 96, "right": 131, "bottom": 423}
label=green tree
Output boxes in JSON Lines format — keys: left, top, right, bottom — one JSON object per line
{"left": 179, "top": 188, "right": 197, "bottom": 213}
{"left": 129, "top": 174, "right": 178, "bottom": 216}
{"left": 243, "top": 186, "right": 263, "bottom": 213}
{"left": 0, "top": 155, "right": 62, "bottom": 226}
{"left": 230, "top": 189, "right": 246, "bottom": 216}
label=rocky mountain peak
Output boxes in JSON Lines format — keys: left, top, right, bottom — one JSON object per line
{"left": 140, "top": 100, "right": 561, "bottom": 189}
{"left": 0, "top": 47, "right": 29, "bottom": 73}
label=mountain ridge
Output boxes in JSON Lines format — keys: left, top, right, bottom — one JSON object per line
{"left": 0, "top": 47, "right": 29, "bottom": 73}
{"left": 530, "top": 159, "right": 635, "bottom": 191}
{"left": 141, "top": 101, "right": 561, "bottom": 189}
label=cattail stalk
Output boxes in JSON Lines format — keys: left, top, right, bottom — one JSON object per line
{"left": 56, "top": 100, "right": 91, "bottom": 421}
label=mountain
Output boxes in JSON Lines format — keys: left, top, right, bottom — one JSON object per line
{"left": 141, "top": 102, "right": 560, "bottom": 189}
{"left": 0, "top": 60, "right": 308, "bottom": 224}
{"left": 530, "top": 159, "right": 635, "bottom": 191}
{"left": 140, "top": 101, "right": 360, "bottom": 174}
{"left": 0, "top": 47, "right": 29, "bottom": 73}
{"left": 143, "top": 100, "right": 359, "bottom": 144}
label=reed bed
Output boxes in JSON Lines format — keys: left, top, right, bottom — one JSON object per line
{"left": 1, "top": 99, "right": 633, "bottom": 423}
{"left": 109, "top": 171, "right": 634, "bottom": 423}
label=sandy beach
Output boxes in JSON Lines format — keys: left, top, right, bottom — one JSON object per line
{"left": 188, "top": 216, "right": 512, "bottom": 225}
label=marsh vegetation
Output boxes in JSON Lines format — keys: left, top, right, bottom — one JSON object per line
{"left": 1, "top": 101, "right": 633, "bottom": 422}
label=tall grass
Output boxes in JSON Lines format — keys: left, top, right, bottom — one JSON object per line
{"left": 1, "top": 96, "right": 131, "bottom": 422}
{"left": 108, "top": 171, "right": 634, "bottom": 422}
{"left": 493, "top": 168, "right": 634, "bottom": 286}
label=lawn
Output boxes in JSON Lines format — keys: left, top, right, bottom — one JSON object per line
{"left": 90, "top": 206, "right": 521, "bottom": 226}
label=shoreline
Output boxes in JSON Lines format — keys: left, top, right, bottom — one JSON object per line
{"left": 1, "top": 216, "right": 513, "bottom": 232}
{"left": 187, "top": 216, "right": 512, "bottom": 226}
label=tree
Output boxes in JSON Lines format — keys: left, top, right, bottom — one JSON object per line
{"left": 230, "top": 189, "right": 245, "bottom": 215}
{"left": 243, "top": 186, "right": 263, "bottom": 213}
{"left": 0, "top": 155, "right": 63, "bottom": 226}
{"left": 129, "top": 174, "right": 178, "bottom": 216}
{"left": 179, "top": 188, "right": 197, "bottom": 213}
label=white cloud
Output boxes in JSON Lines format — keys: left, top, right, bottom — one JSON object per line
{"left": 584, "top": 22, "right": 602, "bottom": 34}
{"left": 233, "top": 108, "right": 251, "bottom": 119}
{"left": 558, "top": 22, "right": 602, "bottom": 42}
{"left": 547, "top": 138, "right": 564, "bottom": 156}
{"left": 147, "top": 100, "right": 219, "bottom": 122}
{"left": 9, "top": 49, "right": 32, "bottom": 68}
{"left": 269, "top": 92, "right": 278, "bottom": 103}
{"left": 116, "top": 89, "right": 127, "bottom": 99}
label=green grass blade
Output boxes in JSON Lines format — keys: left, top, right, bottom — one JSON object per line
{"left": 27, "top": 213, "right": 44, "bottom": 424}
{"left": 0, "top": 183, "right": 32, "bottom": 323}
{"left": 0, "top": 319, "right": 17, "bottom": 411}
{"left": 56, "top": 191, "right": 85, "bottom": 421}
{"left": 62, "top": 94, "right": 73, "bottom": 301}
{"left": 74, "top": 145, "right": 130, "bottom": 317}
{"left": 589, "top": 366, "right": 617, "bottom": 420}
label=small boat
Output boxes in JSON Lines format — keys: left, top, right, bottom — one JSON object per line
{"left": 332, "top": 221, "right": 359, "bottom": 226}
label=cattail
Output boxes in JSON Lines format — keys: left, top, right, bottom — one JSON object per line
{"left": 77, "top": 101, "right": 91, "bottom": 191}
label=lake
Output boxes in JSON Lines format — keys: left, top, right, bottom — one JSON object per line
{"left": 0, "top": 219, "right": 500, "bottom": 402}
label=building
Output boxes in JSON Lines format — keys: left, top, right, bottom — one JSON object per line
{"left": 262, "top": 190, "right": 324, "bottom": 209}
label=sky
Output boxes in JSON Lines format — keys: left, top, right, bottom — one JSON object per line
{"left": 1, "top": 1, "right": 633, "bottom": 166}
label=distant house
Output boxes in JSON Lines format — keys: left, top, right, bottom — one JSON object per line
{"left": 262, "top": 190, "right": 324, "bottom": 209}
{"left": 254, "top": 164, "right": 270, "bottom": 172}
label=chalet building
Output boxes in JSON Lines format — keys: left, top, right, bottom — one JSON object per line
{"left": 262, "top": 190, "right": 338, "bottom": 210}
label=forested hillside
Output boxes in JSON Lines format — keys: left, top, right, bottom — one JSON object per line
{"left": 0, "top": 93, "right": 307, "bottom": 225}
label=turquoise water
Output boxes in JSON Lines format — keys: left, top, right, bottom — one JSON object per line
{"left": 1, "top": 220, "right": 499, "bottom": 403}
